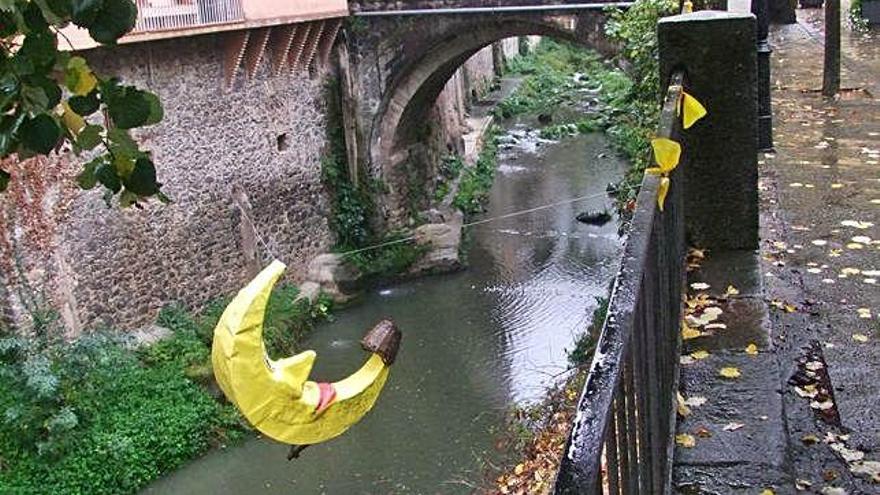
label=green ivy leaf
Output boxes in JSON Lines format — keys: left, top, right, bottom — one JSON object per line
{"left": 76, "top": 158, "right": 101, "bottom": 189}
{"left": 124, "top": 158, "right": 159, "bottom": 196}
{"left": 0, "top": 169, "right": 9, "bottom": 192}
{"left": 19, "top": 114, "right": 60, "bottom": 154}
{"left": 18, "top": 31, "right": 57, "bottom": 71}
{"left": 95, "top": 161, "right": 121, "bottom": 192}
{"left": 87, "top": 0, "right": 136, "bottom": 44}
{"left": 65, "top": 57, "right": 97, "bottom": 96}
{"left": 77, "top": 124, "right": 102, "bottom": 150}
{"left": 143, "top": 91, "right": 163, "bottom": 126}
{"left": 20, "top": 85, "right": 49, "bottom": 112}
{"left": 68, "top": 91, "right": 99, "bottom": 116}
{"left": 103, "top": 84, "right": 151, "bottom": 129}
{"left": 71, "top": 0, "right": 103, "bottom": 26}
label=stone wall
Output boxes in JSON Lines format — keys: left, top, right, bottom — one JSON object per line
{"left": 0, "top": 33, "right": 334, "bottom": 335}
{"left": 381, "top": 43, "right": 505, "bottom": 226}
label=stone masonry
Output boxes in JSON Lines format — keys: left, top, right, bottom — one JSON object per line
{"left": 0, "top": 29, "right": 516, "bottom": 335}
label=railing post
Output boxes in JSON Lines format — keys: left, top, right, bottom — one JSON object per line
{"left": 658, "top": 11, "right": 759, "bottom": 251}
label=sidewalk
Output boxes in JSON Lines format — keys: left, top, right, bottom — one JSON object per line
{"left": 673, "top": 8, "right": 880, "bottom": 494}
{"left": 761, "top": 9, "right": 880, "bottom": 493}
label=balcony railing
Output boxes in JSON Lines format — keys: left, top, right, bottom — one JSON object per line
{"left": 133, "top": 0, "right": 245, "bottom": 33}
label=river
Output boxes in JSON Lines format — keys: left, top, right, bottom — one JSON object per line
{"left": 145, "top": 94, "right": 626, "bottom": 495}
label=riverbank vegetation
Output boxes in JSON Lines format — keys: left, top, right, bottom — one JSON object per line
{"left": 0, "top": 287, "right": 331, "bottom": 494}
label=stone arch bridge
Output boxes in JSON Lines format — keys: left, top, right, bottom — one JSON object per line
{"left": 338, "top": 1, "right": 630, "bottom": 225}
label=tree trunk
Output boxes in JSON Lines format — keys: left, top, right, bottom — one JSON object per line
{"left": 822, "top": 0, "right": 841, "bottom": 97}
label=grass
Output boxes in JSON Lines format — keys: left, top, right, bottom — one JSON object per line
{"left": 0, "top": 284, "right": 332, "bottom": 494}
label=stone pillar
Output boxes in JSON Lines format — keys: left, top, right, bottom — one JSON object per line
{"left": 491, "top": 42, "right": 505, "bottom": 78}
{"left": 658, "top": 11, "right": 759, "bottom": 250}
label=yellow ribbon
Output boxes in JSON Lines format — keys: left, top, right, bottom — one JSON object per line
{"left": 677, "top": 91, "right": 707, "bottom": 130}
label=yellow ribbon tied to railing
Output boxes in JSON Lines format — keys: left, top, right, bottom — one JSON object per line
{"left": 648, "top": 137, "right": 681, "bottom": 211}
{"left": 648, "top": 91, "right": 707, "bottom": 211}
{"left": 678, "top": 91, "right": 707, "bottom": 130}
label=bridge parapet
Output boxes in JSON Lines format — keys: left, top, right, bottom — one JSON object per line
{"left": 350, "top": 0, "right": 628, "bottom": 13}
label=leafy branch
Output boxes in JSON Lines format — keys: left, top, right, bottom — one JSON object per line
{"left": 0, "top": 0, "right": 167, "bottom": 206}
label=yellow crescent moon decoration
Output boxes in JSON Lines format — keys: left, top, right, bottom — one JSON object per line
{"left": 211, "top": 260, "right": 398, "bottom": 445}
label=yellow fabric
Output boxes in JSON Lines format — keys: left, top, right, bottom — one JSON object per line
{"left": 657, "top": 177, "right": 671, "bottom": 211}
{"left": 212, "top": 260, "right": 392, "bottom": 445}
{"left": 651, "top": 137, "right": 682, "bottom": 175}
{"left": 679, "top": 91, "right": 707, "bottom": 129}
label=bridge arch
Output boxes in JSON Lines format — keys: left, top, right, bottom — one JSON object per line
{"left": 347, "top": 10, "right": 617, "bottom": 223}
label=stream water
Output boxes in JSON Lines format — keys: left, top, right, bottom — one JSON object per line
{"left": 145, "top": 101, "right": 627, "bottom": 495}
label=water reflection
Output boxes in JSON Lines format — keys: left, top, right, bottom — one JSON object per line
{"left": 144, "top": 119, "right": 625, "bottom": 494}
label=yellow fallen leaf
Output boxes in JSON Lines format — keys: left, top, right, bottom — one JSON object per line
{"left": 852, "top": 334, "right": 869, "bottom": 343}
{"left": 651, "top": 137, "right": 682, "bottom": 174}
{"left": 679, "top": 91, "right": 708, "bottom": 129}
{"left": 745, "top": 343, "right": 758, "bottom": 355}
{"left": 683, "top": 396, "right": 707, "bottom": 408}
{"left": 725, "top": 285, "right": 740, "bottom": 296}
{"left": 760, "top": 489, "right": 775, "bottom": 495}
{"left": 719, "top": 367, "right": 741, "bottom": 379}
{"left": 658, "top": 176, "right": 670, "bottom": 211}
{"left": 675, "top": 433, "right": 696, "bottom": 448}
{"left": 690, "top": 350, "right": 710, "bottom": 360}
{"left": 676, "top": 392, "right": 692, "bottom": 417}
{"left": 514, "top": 463, "right": 524, "bottom": 475}
{"left": 681, "top": 323, "right": 702, "bottom": 340}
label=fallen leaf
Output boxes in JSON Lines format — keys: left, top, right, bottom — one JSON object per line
{"left": 681, "top": 323, "right": 702, "bottom": 340}
{"left": 745, "top": 343, "right": 759, "bottom": 355}
{"left": 690, "top": 282, "right": 710, "bottom": 291}
{"left": 719, "top": 367, "right": 741, "bottom": 379}
{"left": 810, "top": 400, "right": 834, "bottom": 411}
{"left": 795, "top": 478, "right": 812, "bottom": 490}
{"left": 852, "top": 334, "right": 869, "bottom": 343}
{"left": 514, "top": 463, "right": 525, "bottom": 475}
{"left": 695, "top": 426, "right": 712, "bottom": 438}
{"left": 676, "top": 392, "right": 692, "bottom": 417}
{"left": 680, "top": 355, "right": 696, "bottom": 365}
{"left": 675, "top": 433, "right": 696, "bottom": 448}
{"left": 830, "top": 442, "right": 864, "bottom": 462}
{"left": 841, "top": 220, "right": 874, "bottom": 229}
{"left": 801, "top": 433, "right": 820, "bottom": 445}
{"left": 683, "top": 396, "right": 707, "bottom": 408}
{"left": 704, "top": 322, "right": 727, "bottom": 330}
{"left": 725, "top": 285, "right": 740, "bottom": 296}
{"left": 849, "top": 460, "right": 880, "bottom": 483}
{"left": 820, "top": 487, "right": 846, "bottom": 495}
{"left": 723, "top": 422, "right": 745, "bottom": 431}
{"left": 690, "top": 350, "right": 710, "bottom": 360}
{"left": 856, "top": 308, "right": 872, "bottom": 319}
{"left": 805, "top": 361, "right": 824, "bottom": 371}
{"left": 760, "top": 489, "right": 775, "bottom": 495}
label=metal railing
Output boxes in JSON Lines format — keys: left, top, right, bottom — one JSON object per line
{"left": 132, "top": 0, "right": 244, "bottom": 33}
{"left": 553, "top": 71, "right": 687, "bottom": 494}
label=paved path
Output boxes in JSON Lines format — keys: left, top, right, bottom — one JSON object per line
{"left": 761, "top": 9, "right": 880, "bottom": 493}
{"left": 674, "top": 7, "right": 880, "bottom": 494}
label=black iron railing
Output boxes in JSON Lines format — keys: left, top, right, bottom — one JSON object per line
{"left": 554, "top": 71, "right": 687, "bottom": 494}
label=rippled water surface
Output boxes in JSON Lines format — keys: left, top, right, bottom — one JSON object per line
{"left": 145, "top": 113, "right": 626, "bottom": 494}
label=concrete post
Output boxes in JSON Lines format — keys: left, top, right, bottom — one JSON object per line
{"left": 658, "top": 11, "right": 759, "bottom": 250}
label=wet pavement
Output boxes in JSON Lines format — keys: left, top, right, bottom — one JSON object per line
{"left": 761, "top": 10, "right": 880, "bottom": 493}
{"left": 674, "top": 7, "right": 880, "bottom": 494}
